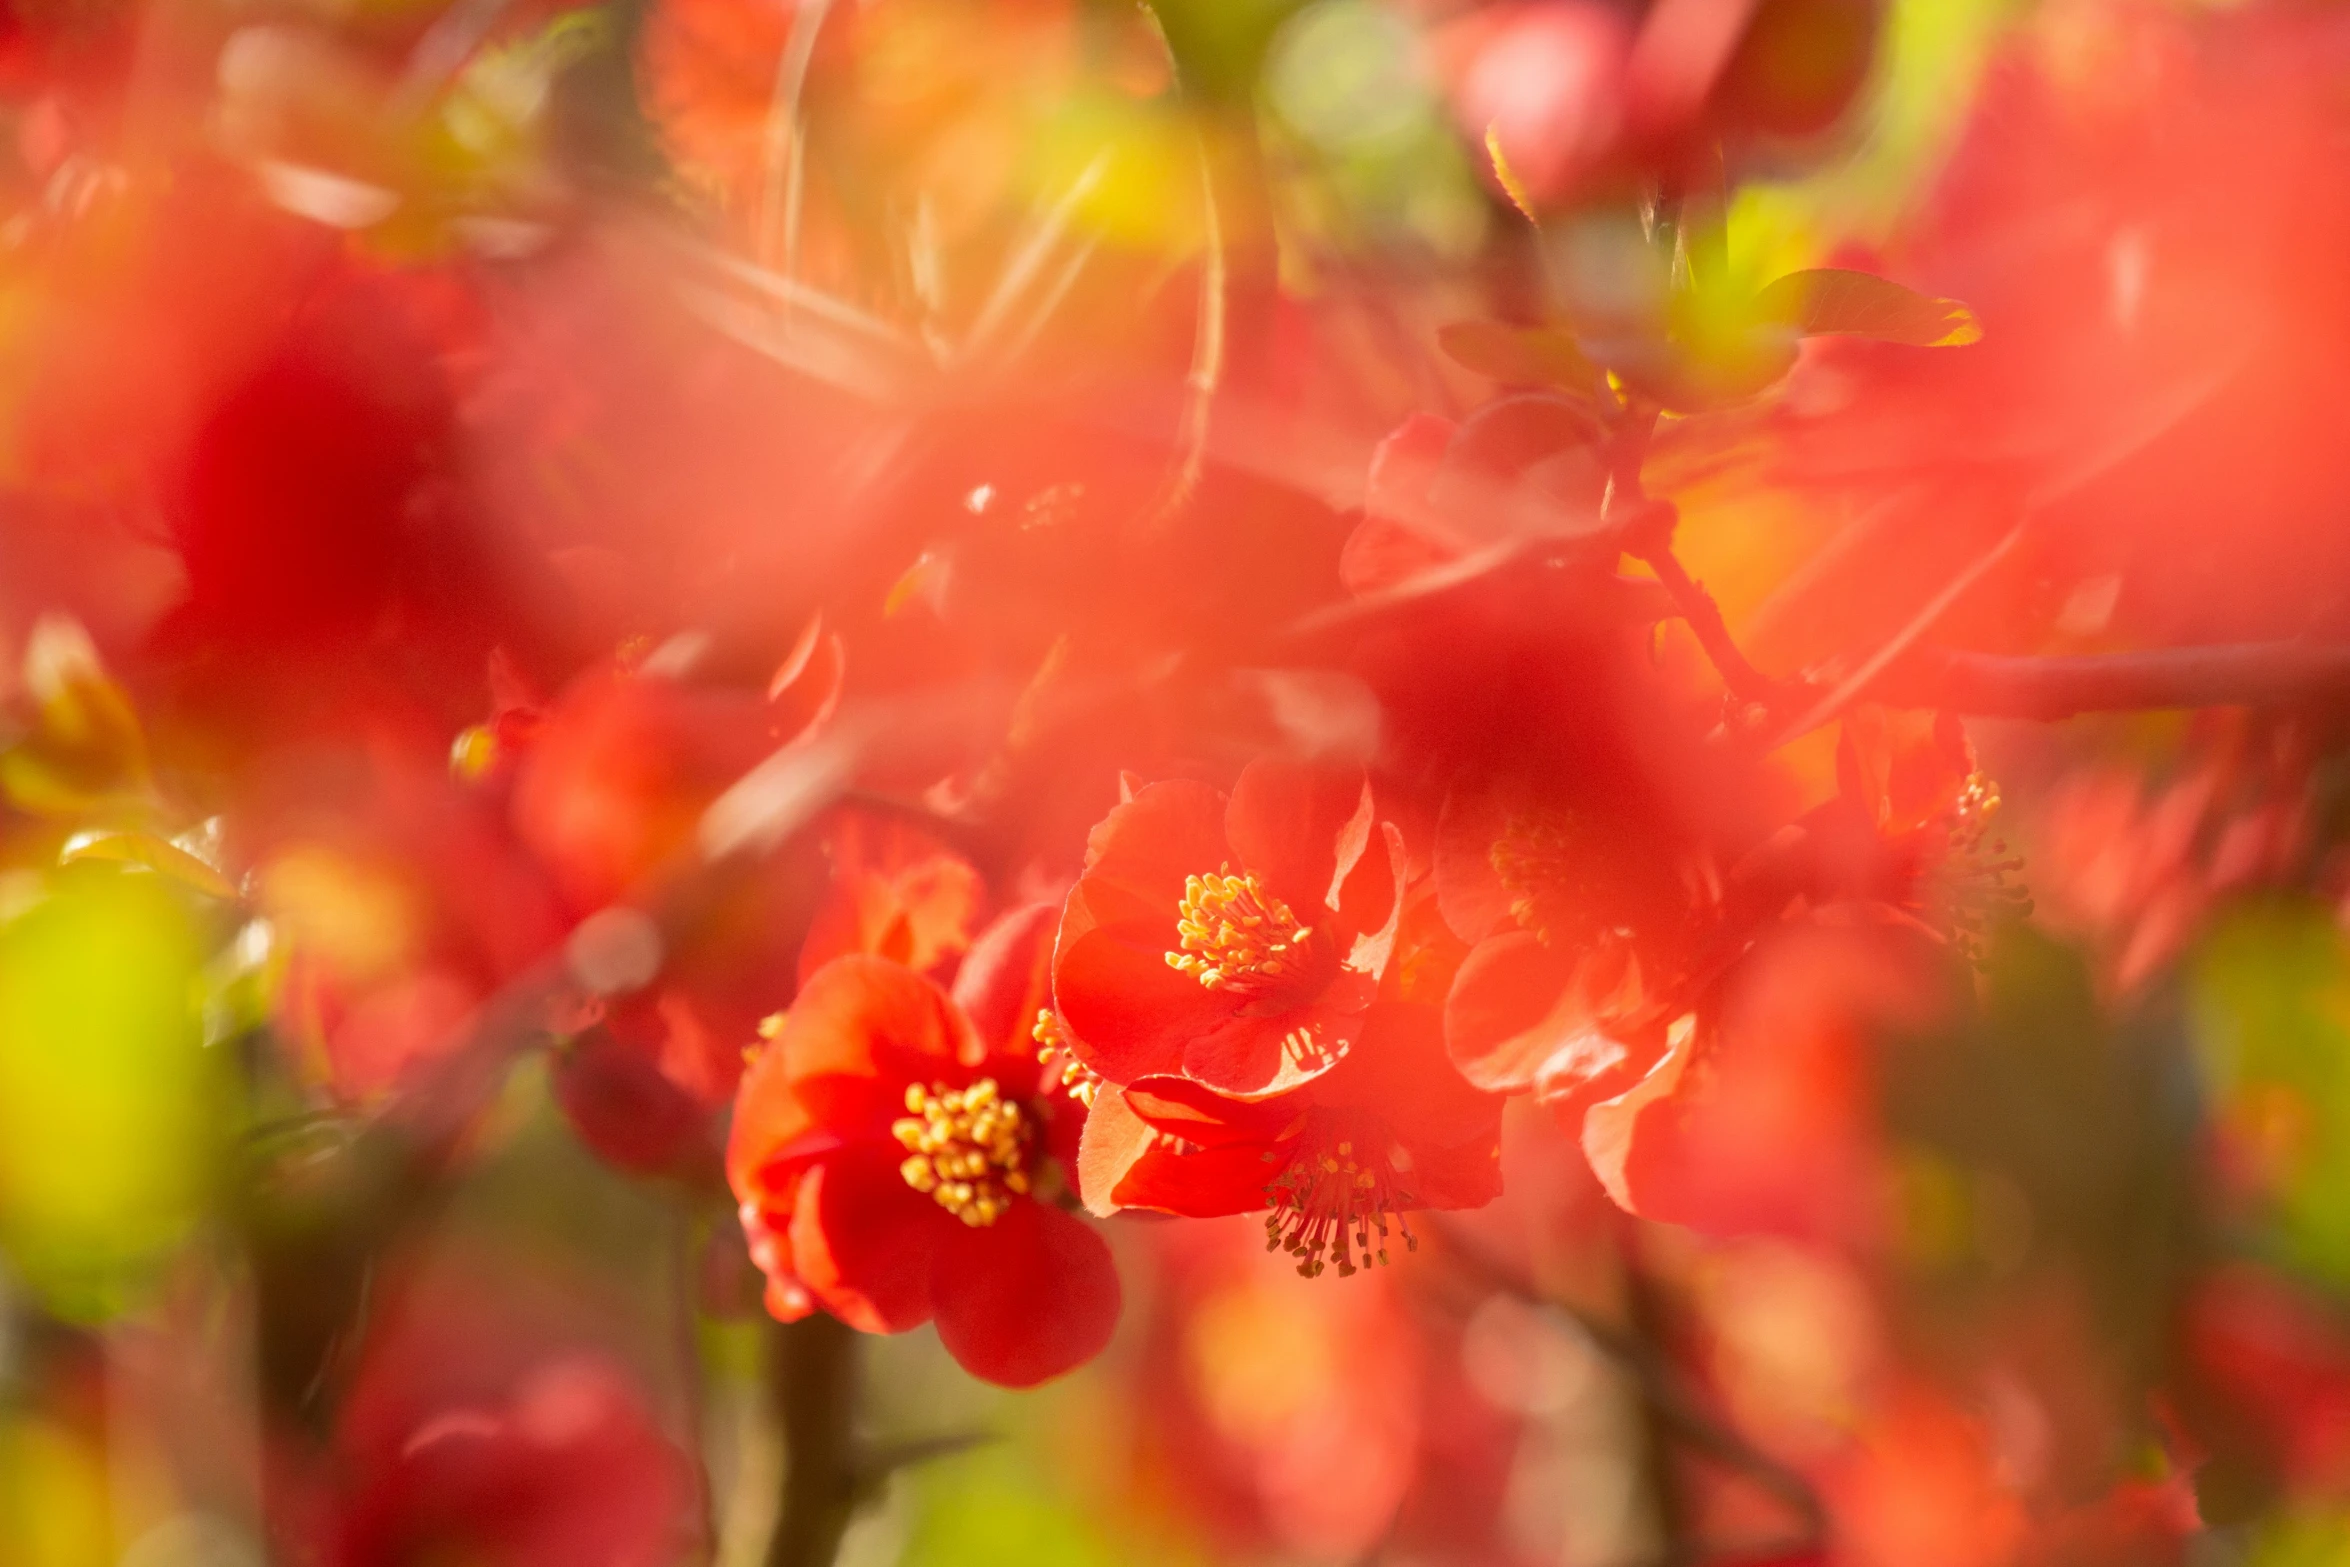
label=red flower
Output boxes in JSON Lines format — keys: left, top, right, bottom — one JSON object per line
{"left": 323, "top": 1275, "right": 689, "bottom": 1567}
{"left": 1579, "top": 919, "right": 1949, "bottom": 1242}
{"left": 796, "top": 807, "right": 987, "bottom": 985}
{"left": 1434, "top": 768, "right": 1700, "bottom": 1115}
{"left": 1078, "top": 1002, "right": 1502, "bottom": 1278}
{"left": 728, "top": 953, "right": 1118, "bottom": 1387}
{"left": 1052, "top": 759, "right": 1402, "bottom": 1099}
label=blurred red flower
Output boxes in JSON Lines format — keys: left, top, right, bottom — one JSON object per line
{"left": 796, "top": 807, "right": 986, "bottom": 985}
{"left": 512, "top": 644, "right": 839, "bottom": 914}
{"left": 323, "top": 1280, "right": 689, "bottom": 1567}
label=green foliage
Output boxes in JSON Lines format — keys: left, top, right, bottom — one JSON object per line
{"left": 1755, "top": 266, "right": 1982, "bottom": 346}
{"left": 1436, "top": 321, "right": 1601, "bottom": 400}
{"left": 2194, "top": 903, "right": 2350, "bottom": 1287}
{"left": 900, "top": 1446, "right": 1200, "bottom": 1567}
{"left": 1879, "top": 923, "right": 2197, "bottom": 1402}
{"left": 0, "top": 871, "right": 218, "bottom": 1319}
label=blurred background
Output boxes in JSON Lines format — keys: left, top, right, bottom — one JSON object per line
{"left": 3, "top": 0, "right": 2350, "bottom": 1562}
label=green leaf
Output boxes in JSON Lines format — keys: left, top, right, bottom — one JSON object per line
{"left": 1436, "top": 320, "right": 1600, "bottom": 397}
{"left": 1754, "top": 267, "right": 1983, "bottom": 347}
{"left": 58, "top": 830, "right": 237, "bottom": 900}
{"left": 2194, "top": 903, "right": 2350, "bottom": 1288}
{"left": 1481, "top": 124, "right": 1537, "bottom": 222}
{"left": 0, "top": 873, "right": 216, "bottom": 1318}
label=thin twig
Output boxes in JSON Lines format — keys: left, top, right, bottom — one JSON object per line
{"left": 1637, "top": 520, "right": 1783, "bottom": 708}
{"left": 754, "top": 0, "right": 837, "bottom": 281}
{"left": 1607, "top": 401, "right": 1783, "bottom": 709}
{"left": 1132, "top": 116, "right": 1228, "bottom": 540}
{"left": 1879, "top": 642, "right": 2350, "bottom": 719}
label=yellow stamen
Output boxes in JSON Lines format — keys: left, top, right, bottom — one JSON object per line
{"left": 891, "top": 1077, "right": 1031, "bottom": 1227}
{"left": 1165, "top": 864, "right": 1314, "bottom": 995}
{"left": 1032, "top": 1009, "right": 1100, "bottom": 1106}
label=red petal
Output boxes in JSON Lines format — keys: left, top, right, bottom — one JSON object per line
{"left": 1581, "top": 1015, "right": 1699, "bottom": 1220}
{"left": 1074, "top": 1087, "right": 1159, "bottom": 1216}
{"left": 950, "top": 901, "right": 1057, "bottom": 1079}
{"left": 788, "top": 1143, "right": 942, "bottom": 1335}
{"left": 1446, "top": 929, "right": 1605, "bottom": 1094}
{"left": 1433, "top": 782, "right": 1517, "bottom": 943}
{"left": 932, "top": 1201, "right": 1120, "bottom": 1388}
{"left": 1338, "top": 819, "right": 1406, "bottom": 978}
{"left": 781, "top": 956, "right": 981, "bottom": 1133}
{"left": 1326, "top": 1001, "right": 1502, "bottom": 1152}
{"left": 1120, "top": 1073, "right": 1292, "bottom": 1146}
{"left": 1408, "top": 1129, "right": 1507, "bottom": 1211}
{"left": 796, "top": 810, "right": 985, "bottom": 985}
{"left": 1181, "top": 1004, "right": 1364, "bottom": 1098}
{"left": 1052, "top": 919, "right": 1234, "bottom": 1083}
{"left": 1074, "top": 779, "right": 1229, "bottom": 926}
{"left": 1225, "top": 758, "right": 1374, "bottom": 921}
{"left": 727, "top": 1025, "right": 818, "bottom": 1203}
{"left": 1113, "top": 1138, "right": 1279, "bottom": 1217}
{"left": 1339, "top": 513, "right": 1461, "bottom": 599}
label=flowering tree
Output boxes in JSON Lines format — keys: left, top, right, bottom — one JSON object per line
{"left": 2, "top": 0, "right": 2350, "bottom": 1564}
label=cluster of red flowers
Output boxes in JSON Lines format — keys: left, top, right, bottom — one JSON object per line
{"left": 12, "top": 0, "right": 2350, "bottom": 1561}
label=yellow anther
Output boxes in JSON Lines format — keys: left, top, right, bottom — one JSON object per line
{"left": 891, "top": 1077, "right": 1032, "bottom": 1228}
{"left": 1165, "top": 864, "right": 1314, "bottom": 995}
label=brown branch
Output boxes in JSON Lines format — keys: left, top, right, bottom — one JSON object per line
{"left": 1604, "top": 400, "right": 1784, "bottom": 711}
{"left": 1879, "top": 643, "right": 2350, "bottom": 720}
{"left": 764, "top": 1313, "right": 862, "bottom": 1567}
{"left": 1632, "top": 512, "right": 1783, "bottom": 709}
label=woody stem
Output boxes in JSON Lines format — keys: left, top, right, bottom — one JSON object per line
{"left": 764, "top": 1312, "right": 862, "bottom": 1567}
{"left": 1606, "top": 400, "right": 1782, "bottom": 710}
{"left": 1872, "top": 642, "right": 2350, "bottom": 720}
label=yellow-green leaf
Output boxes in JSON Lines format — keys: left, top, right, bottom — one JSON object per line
{"left": 1754, "top": 267, "right": 1983, "bottom": 347}
{"left": 1437, "top": 321, "right": 1600, "bottom": 397}
{"left": 58, "top": 830, "right": 238, "bottom": 901}
{"left": 0, "top": 874, "right": 215, "bottom": 1318}
{"left": 1482, "top": 123, "right": 1537, "bottom": 223}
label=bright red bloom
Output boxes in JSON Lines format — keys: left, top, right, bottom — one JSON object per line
{"left": 728, "top": 953, "right": 1117, "bottom": 1387}
{"left": 1078, "top": 1002, "right": 1502, "bottom": 1278}
{"left": 1052, "top": 760, "right": 1402, "bottom": 1100}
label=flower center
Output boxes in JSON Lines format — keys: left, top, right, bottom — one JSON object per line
{"left": 1264, "top": 1128, "right": 1418, "bottom": 1280}
{"left": 892, "top": 1078, "right": 1031, "bottom": 1227}
{"left": 1165, "top": 865, "right": 1315, "bottom": 994}
{"left": 1939, "top": 770, "right": 2030, "bottom": 963}
{"left": 1490, "top": 810, "right": 1592, "bottom": 944}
